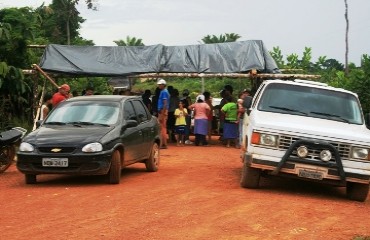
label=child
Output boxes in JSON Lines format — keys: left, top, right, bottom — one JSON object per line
{"left": 40, "top": 93, "right": 53, "bottom": 120}
{"left": 174, "top": 100, "right": 188, "bottom": 146}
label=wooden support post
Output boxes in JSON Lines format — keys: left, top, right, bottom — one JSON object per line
{"left": 32, "top": 64, "right": 59, "bottom": 88}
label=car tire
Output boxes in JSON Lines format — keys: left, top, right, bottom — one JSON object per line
{"left": 240, "top": 160, "right": 261, "bottom": 188}
{"left": 108, "top": 150, "right": 121, "bottom": 184}
{"left": 145, "top": 142, "right": 160, "bottom": 172}
{"left": 346, "top": 182, "right": 369, "bottom": 202}
{"left": 25, "top": 174, "right": 37, "bottom": 184}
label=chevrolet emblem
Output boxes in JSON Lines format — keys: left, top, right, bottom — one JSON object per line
{"left": 51, "top": 148, "right": 62, "bottom": 153}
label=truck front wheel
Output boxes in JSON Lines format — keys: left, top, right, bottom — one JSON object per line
{"left": 240, "top": 160, "right": 261, "bottom": 188}
{"left": 346, "top": 182, "right": 369, "bottom": 202}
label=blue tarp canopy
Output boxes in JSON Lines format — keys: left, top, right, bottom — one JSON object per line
{"left": 39, "top": 40, "right": 280, "bottom": 77}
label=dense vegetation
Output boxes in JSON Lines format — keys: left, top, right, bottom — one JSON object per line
{"left": 0, "top": 1, "right": 369, "bottom": 131}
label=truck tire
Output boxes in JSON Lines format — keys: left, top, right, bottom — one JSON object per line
{"left": 240, "top": 160, "right": 261, "bottom": 188}
{"left": 346, "top": 182, "right": 369, "bottom": 202}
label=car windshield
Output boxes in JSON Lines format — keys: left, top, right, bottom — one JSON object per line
{"left": 257, "top": 83, "right": 363, "bottom": 124}
{"left": 45, "top": 101, "right": 120, "bottom": 126}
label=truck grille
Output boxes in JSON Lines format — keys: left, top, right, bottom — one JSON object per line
{"left": 279, "top": 135, "right": 351, "bottom": 161}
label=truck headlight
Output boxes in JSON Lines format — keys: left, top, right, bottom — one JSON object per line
{"left": 320, "top": 150, "right": 332, "bottom": 162}
{"left": 297, "top": 146, "right": 309, "bottom": 158}
{"left": 251, "top": 132, "right": 278, "bottom": 147}
{"left": 351, "top": 147, "right": 369, "bottom": 160}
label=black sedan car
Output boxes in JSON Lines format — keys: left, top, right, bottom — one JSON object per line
{"left": 17, "top": 95, "right": 161, "bottom": 184}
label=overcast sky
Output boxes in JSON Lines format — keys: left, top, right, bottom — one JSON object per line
{"left": 1, "top": 0, "right": 369, "bottom": 65}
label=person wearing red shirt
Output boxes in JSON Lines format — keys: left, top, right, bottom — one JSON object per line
{"left": 52, "top": 84, "right": 70, "bottom": 107}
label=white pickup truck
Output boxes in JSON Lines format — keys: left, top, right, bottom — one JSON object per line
{"left": 241, "top": 79, "right": 370, "bottom": 201}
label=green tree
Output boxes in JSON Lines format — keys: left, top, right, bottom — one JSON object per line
{"left": 49, "top": 0, "right": 83, "bottom": 45}
{"left": 201, "top": 33, "right": 241, "bottom": 44}
{"left": 0, "top": 7, "right": 36, "bottom": 68}
{"left": 0, "top": 22, "right": 11, "bottom": 40}
{"left": 43, "top": 0, "right": 97, "bottom": 45}
{"left": 269, "top": 46, "right": 285, "bottom": 68}
{"left": 0, "top": 10, "right": 30, "bottom": 128}
{"left": 345, "top": 55, "right": 370, "bottom": 113}
{"left": 114, "top": 36, "right": 145, "bottom": 46}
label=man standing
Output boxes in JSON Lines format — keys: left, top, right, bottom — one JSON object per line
{"left": 157, "top": 79, "right": 170, "bottom": 149}
{"left": 52, "top": 84, "right": 70, "bottom": 107}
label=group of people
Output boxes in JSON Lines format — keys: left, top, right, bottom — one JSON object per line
{"left": 40, "top": 80, "right": 252, "bottom": 150}
{"left": 153, "top": 79, "right": 252, "bottom": 149}
{"left": 39, "top": 84, "right": 96, "bottom": 120}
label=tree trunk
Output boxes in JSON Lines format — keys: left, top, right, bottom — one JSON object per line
{"left": 344, "top": 0, "right": 349, "bottom": 76}
{"left": 66, "top": 14, "right": 71, "bottom": 45}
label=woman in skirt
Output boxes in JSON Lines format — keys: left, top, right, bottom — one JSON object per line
{"left": 221, "top": 95, "right": 238, "bottom": 148}
{"left": 188, "top": 94, "right": 211, "bottom": 146}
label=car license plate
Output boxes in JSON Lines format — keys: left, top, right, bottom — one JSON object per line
{"left": 42, "top": 158, "right": 68, "bottom": 167}
{"left": 298, "top": 169, "right": 323, "bottom": 180}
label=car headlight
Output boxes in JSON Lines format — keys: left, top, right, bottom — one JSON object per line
{"left": 251, "top": 132, "right": 278, "bottom": 147}
{"left": 19, "top": 142, "right": 34, "bottom": 152}
{"left": 82, "top": 143, "right": 103, "bottom": 153}
{"left": 351, "top": 147, "right": 369, "bottom": 160}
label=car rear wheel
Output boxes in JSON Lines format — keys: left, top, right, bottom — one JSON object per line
{"left": 145, "top": 142, "right": 160, "bottom": 172}
{"left": 25, "top": 174, "right": 37, "bottom": 184}
{"left": 346, "top": 182, "right": 369, "bottom": 202}
{"left": 240, "top": 160, "right": 261, "bottom": 188}
{"left": 108, "top": 150, "right": 121, "bottom": 184}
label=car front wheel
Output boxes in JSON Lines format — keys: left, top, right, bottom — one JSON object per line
{"left": 108, "top": 150, "right": 121, "bottom": 184}
{"left": 25, "top": 174, "right": 37, "bottom": 184}
{"left": 145, "top": 142, "right": 159, "bottom": 172}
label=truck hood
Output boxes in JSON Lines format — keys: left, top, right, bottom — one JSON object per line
{"left": 23, "top": 126, "right": 114, "bottom": 145}
{"left": 251, "top": 111, "right": 370, "bottom": 144}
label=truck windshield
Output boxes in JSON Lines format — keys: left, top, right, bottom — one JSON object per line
{"left": 257, "top": 83, "right": 363, "bottom": 124}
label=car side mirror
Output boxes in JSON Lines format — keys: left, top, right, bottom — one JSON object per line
{"left": 125, "top": 119, "right": 138, "bottom": 128}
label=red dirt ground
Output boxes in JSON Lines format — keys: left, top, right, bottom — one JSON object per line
{"left": 1, "top": 136, "right": 370, "bottom": 240}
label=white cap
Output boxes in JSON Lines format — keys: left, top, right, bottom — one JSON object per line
{"left": 157, "top": 79, "right": 166, "bottom": 85}
{"left": 196, "top": 94, "right": 205, "bottom": 102}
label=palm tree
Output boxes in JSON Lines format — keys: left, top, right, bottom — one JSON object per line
{"left": 114, "top": 36, "right": 145, "bottom": 46}
{"left": 201, "top": 33, "right": 241, "bottom": 44}
{"left": 225, "top": 33, "right": 241, "bottom": 42}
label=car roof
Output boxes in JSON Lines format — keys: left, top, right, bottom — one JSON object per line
{"left": 66, "top": 95, "right": 141, "bottom": 103}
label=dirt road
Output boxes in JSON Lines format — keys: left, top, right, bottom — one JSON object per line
{"left": 1, "top": 138, "right": 370, "bottom": 240}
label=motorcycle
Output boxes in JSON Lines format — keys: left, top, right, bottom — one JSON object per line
{"left": 0, "top": 127, "right": 27, "bottom": 173}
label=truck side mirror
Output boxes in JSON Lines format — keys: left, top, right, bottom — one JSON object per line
{"left": 242, "top": 96, "right": 253, "bottom": 115}
{"left": 242, "top": 96, "right": 253, "bottom": 109}
{"left": 365, "top": 113, "right": 370, "bottom": 128}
